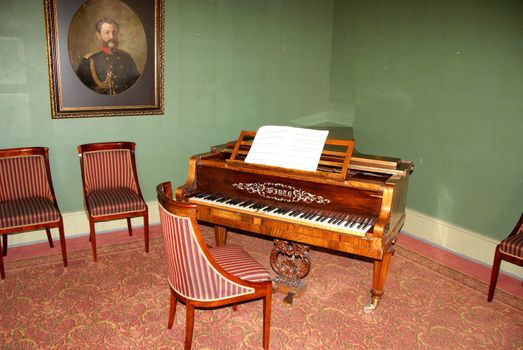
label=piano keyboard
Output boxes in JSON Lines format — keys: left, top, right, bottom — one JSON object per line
{"left": 188, "top": 193, "right": 376, "bottom": 237}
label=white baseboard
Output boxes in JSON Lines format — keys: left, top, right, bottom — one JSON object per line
{"left": 5, "top": 200, "right": 161, "bottom": 247}
{"left": 404, "top": 208, "right": 522, "bottom": 279}
{"left": 5, "top": 204, "right": 522, "bottom": 280}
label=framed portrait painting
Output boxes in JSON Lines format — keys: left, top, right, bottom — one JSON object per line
{"left": 44, "top": 0, "right": 164, "bottom": 118}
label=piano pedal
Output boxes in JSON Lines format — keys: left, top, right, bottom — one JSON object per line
{"left": 272, "top": 276, "right": 306, "bottom": 306}
{"left": 283, "top": 292, "right": 296, "bottom": 306}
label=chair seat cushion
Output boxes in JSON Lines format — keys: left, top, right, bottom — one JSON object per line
{"left": 500, "top": 234, "right": 523, "bottom": 259}
{"left": 88, "top": 188, "right": 146, "bottom": 217}
{"left": 0, "top": 197, "right": 60, "bottom": 229}
{"left": 210, "top": 244, "right": 271, "bottom": 283}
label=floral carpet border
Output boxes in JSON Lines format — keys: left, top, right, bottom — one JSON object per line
{"left": 396, "top": 245, "right": 523, "bottom": 311}
{"left": 3, "top": 237, "right": 162, "bottom": 271}
{"left": 4, "top": 235, "right": 522, "bottom": 311}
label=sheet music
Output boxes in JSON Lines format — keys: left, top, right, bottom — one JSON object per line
{"left": 245, "top": 125, "right": 329, "bottom": 171}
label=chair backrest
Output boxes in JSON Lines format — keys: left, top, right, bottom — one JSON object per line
{"left": 78, "top": 142, "right": 140, "bottom": 195}
{"left": 157, "top": 182, "right": 255, "bottom": 302}
{"left": 511, "top": 212, "right": 523, "bottom": 236}
{"left": 0, "top": 147, "right": 54, "bottom": 202}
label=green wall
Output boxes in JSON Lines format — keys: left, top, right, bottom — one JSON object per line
{"left": 0, "top": 0, "right": 333, "bottom": 210}
{"left": 1, "top": 0, "right": 522, "bottom": 241}
{"left": 330, "top": 0, "right": 523, "bottom": 240}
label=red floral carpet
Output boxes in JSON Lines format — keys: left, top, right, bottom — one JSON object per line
{"left": 1, "top": 227, "right": 522, "bottom": 349}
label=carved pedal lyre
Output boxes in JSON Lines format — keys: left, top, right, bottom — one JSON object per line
{"left": 270, "top": 239, "right": 311, "bottom": 305}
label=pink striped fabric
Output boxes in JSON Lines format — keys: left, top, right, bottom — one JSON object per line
{"left": 88, "top": 188, "right": 146, "bottom": 217}
{"left": 83, "top": 150, "right": 138, "bottom": 195}
{"left": 159, "top": 204, "right": 265, "bottom": 302}
{"left": 0, "top": 197, "right": 60, "bottom": 229}
{"left": 210, "top": 245, "right": 271, "bottom": 283}
{"left": 500, "top": 234, "right": 523, "bottom": 259}
{"left": 0, "top": 156, "right": 53, "bottom": 201}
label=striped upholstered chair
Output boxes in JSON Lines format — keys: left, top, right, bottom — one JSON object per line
{"left": 156, "top": 182, "right": 272, "bottom": 350}
{"left": 487, "top": 211, "right": 523, "bottom": 301}
{"left": 0, "top": 147, "right": 67, "bottom": 279}
{"left": 78, "top": 142, "right": 149, "bottom": 262}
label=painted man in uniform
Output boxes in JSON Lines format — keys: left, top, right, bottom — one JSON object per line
{"left": 76, "top": 18, "right": 139, "bottom": 95}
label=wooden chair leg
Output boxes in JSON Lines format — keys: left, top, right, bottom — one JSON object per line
{"left": 143, "top": 211, "right": 149, "bottom": 253}
{"left": 89, "top": 220, "right": 98, "bottom": 262}
{"left": 0, "top": 237, "right": 5, "bottom": 279}
{"left": 168, "top": 289, "right": 177, "bottom": 329}
{"left": 2, "top": 234, "right": 7, "bottom": 257}
{"left": 263, "top": 285, "right": 272, "bottom": 350}
{"left": 58, "top": 222, "right": 68, "bottom": 267}
{"left": 232, "top": 304, "right": 238, "bottom": 311}
{"left": 487, "top": 245, "right": 502, "bottom": 302}
{"left": 45, "top": 228, "right": 54, "bottom": 248}
{"left": 185, "top": 303, "right": 195, "bottom": 350}
{"left": 127, "top": 218, "right": 133, "bottom": 236}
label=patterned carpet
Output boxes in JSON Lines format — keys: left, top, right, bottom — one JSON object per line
{"left": 1, "top": 227, "right": 522, "bottom": 349}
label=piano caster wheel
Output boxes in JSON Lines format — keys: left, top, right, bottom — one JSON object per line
{"left": 363, "top": 297, "right": 380, "bottom": 314}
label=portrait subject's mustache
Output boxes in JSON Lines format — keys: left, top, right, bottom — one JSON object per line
{"left": 102, "top": 39, "right": 118, "bottom": 48}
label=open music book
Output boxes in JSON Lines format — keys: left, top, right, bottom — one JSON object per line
{"left": 245, "top": 125, "right": 329, "bottom": 171}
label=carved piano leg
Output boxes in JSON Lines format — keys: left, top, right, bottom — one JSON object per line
{"left": 364, "top": 248, "right": 395, "bottom": 313}
{"left": 214, "top": 225, "right": 227, "bottom": 246}
{"left": 270, "top": 239, "right": 311, "bottom": 305}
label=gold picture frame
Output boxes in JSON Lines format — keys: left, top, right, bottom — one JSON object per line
{"left": 44, "top": 0, "right": 164, "bottom": 118}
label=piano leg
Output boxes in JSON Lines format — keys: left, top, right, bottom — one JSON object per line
{"left": 364, "top": 248, "right": 395, "bottom": 313}
{"left": 214, "top": 225, "right": 228, "bottom": 246}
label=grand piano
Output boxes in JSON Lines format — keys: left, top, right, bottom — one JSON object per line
{"left": 176, "top": 127, "right": 413, "bottom": 312}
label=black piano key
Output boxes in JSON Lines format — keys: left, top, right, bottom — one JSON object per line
{"left": 358, "top": 218, "right": 369, "bottom": 229}
{"left": 330, "top": 214, "right": 342, "bottom": 225}
{"left": 338, "top": 213, "right": 352, "bottom": 225}
{"left": 316, "top": 211, "right": 329, "bottom": 221}
{"left": 339, "top": 214, "right": 352, "bottom": 226}
{"left": 311, "top": 209, "right": 322, "bottom": 218}
{"left": 286, "top": 207, "right": 299, "bottom": 216}
{"left": 304, "top": 213, "right": 315, "bottom": 220}
{"left": 350, "top": 218, "right": 361, "bottom": 228}
{"left": 331, "top": 213, "right": 344, "bottom": 224}
{"left": 344, "top": 216, "right": 355, "bottom": 226}
{"left": 299, "top": 210, "right": 311, "bottom": 219}
{"left": 310, "top": 210, "right": 323, "bottom": 220}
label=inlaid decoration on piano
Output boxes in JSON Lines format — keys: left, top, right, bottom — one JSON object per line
{"left": 176, "top": 127, "right": 413, "bottom": 313}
